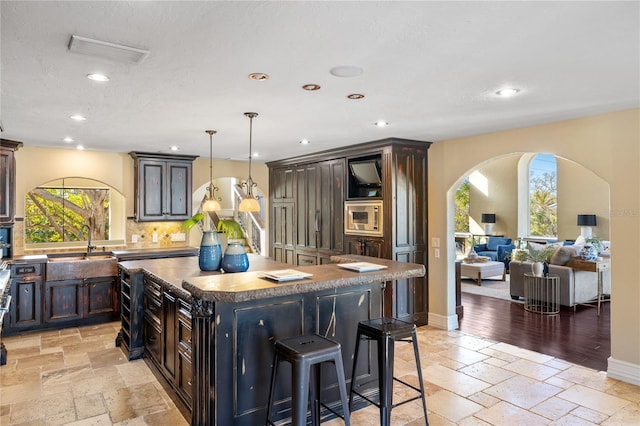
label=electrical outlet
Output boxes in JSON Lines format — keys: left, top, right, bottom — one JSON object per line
{"left": 152, "top": 233, "right": 158, "bottom": 243}
{"left": 171, "top": 233, "right": 186, "bottom": 242}
{"left": 434, "top": 248, "right": 440, "bottom": 258}
{"left": 432, "top": 237, "right": 440, "bottom": 247}
{"left": 131, "top": 234, "right": 138, "bottom": 243}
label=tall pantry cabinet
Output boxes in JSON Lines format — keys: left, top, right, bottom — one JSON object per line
{"left": 267, "top": 138, "right": 431, "bottom": 326}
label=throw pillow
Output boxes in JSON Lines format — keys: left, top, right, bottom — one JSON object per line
{"left": 550, "top": 246, "right": 573, "bottom": 265}
{"left": 528, "top": 241, "right": 547, "bottom": 252}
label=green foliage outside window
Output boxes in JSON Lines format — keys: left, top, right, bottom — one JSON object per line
{"left": 25, "top": 187, "right": 110, "bottom": 243}
{"left": 454, "top": 179, "right": 470, "bottom": 233}
{"left": 529, "top": 171, "right": 557, "bottom": 237}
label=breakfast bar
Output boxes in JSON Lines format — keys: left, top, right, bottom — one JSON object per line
{"left": 117, "top": 254, "right": 425, "bottom": 425}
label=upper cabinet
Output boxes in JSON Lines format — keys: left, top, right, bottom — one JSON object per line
{"left": 0, "top": 139, "right": 23, "bottom": 224}
{"left": 130, "top": 152, "right": 198, "bottom": 222}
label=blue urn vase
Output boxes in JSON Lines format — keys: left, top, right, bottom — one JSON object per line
{"left": 221, "top": 241, "right": 249, "bottom": 273}
{"left": 580, "top": 244, "right": 598, "bottom": 261}
{"left": 199, "top": 231, "right": 222, "bottom": 271}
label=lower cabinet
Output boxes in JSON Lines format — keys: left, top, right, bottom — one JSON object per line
{"left": 7, "top": 264, "right": 43, "bottom": 333}
{"left": 345, "top": 236, "right": 384, "bottom": 258}
{"left": 142, "top": 276, "right": 193, "bottom": 411}
{"left": 45, "top": 276, "right": 119, "bottom": 325}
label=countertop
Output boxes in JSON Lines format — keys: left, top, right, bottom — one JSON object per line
{"left": 119, "top": 254, "right": 426, "bottom": 303}
{"left": 7, "top": 247, "right": 198, "bottom": 265}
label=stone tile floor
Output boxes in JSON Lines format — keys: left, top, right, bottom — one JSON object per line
{"left": 1, "top": 322, "right": 638, "bottom": 425}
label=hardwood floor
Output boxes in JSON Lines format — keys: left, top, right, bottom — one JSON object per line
{"left": 458, "top": 292, "right": 611, "bottom": 371}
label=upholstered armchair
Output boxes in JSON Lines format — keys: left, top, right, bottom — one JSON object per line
{"left": 473, "top": 237, "right": 515, "bottom": 268}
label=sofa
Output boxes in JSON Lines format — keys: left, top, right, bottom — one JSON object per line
{"left": 509, "top": 260, "right": 611, "bottom": 307}
{"left": 473, "top": 237, "right": 516, "bottom": 269}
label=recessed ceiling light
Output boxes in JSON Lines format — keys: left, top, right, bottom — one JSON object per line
{"left": 76, "top": 144, "right": 85, "bottom": 150}
{"left": 302, "top": 84, "right": 321, "bottom": 91}
{"left": 496, "top": 88, "right": 520, "bottom": 97}
{"left": 63, "top": 137, "right": 74, "bottom": 143}
{"left": 300, "top": 139, "right": 310, "bottom": 145}
{"left": 70, "top": 114, "right": 87, "bottom": 121}
{"left": 330, "top": 65, "right": 364, "bottom": 78}
{"left": 87, "top": 73, "right": 109, "bottom": 82}
{"left": 169, "top": 146, "right": 179, "bottom": 151}
{"left": 347, "top": 94, "right": 364, "bottom": 99}
{"left": 248, "top": 73, "right": 269, "bottom": 81}
{"left": 252, "top": 152, "right": 259, "bottom": 158}
{"left": 375, "top": 120, "right": 389, "bottom": 127}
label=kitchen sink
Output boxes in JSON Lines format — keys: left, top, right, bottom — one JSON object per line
{"left": 46, "top": 253, "right": 117, "bottom": 281}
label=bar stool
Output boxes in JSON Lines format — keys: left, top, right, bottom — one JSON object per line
{"left": 266, "top": 334, "right": 351, "bottom": 426}
{"left": 349, "top": 317, "right": 428, "bottom": 426}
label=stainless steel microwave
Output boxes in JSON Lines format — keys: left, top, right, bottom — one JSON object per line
{"left": 344, "top": 200, "right": 383, "bottom": 236}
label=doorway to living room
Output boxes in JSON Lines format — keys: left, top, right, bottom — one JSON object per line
{"left": 451, "top": 153, "right": 611, "bottom": 371}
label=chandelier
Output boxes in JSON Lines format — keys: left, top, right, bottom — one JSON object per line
{"left": 238, "top": 112, "right": 261, "bottom": 212}
{"left": 202, "top": 130, "right": 221, "bottom": 212}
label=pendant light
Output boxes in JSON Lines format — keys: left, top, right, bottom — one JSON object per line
{"left": 202, "top": 130, "right": 221, "bottom": 212}
{"left": 239, "top": 112, "right": 261, "bottom": 212}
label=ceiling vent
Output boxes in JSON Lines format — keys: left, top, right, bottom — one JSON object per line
{"left": 68, "top": 35, "right": 149, "bottom": 64}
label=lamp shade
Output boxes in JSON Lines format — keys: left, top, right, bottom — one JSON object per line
{"left": 481, "top": 213, "right": 496, "bottom": 224}
{"left": 239, "top": 197, "right": 260, "bottom": 212}
{"left": 577, "top": 214, "right": 597, "bottom": 226}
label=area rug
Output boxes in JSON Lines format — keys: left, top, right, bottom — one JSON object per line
{"left": 461, "top": 275, "right": 523, "bottom": 303}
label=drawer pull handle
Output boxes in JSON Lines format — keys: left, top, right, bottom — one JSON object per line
{"left": 187, "top": 380, "right": 192, "bottom": 386}
{"left": 188, "top": 338, "right": 192, "bottom": 344}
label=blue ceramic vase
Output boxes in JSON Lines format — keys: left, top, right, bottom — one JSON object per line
{"left": 199, "top": 231, "right": 222, "bottom": 271}
{"left": 580, "top": 244, "right": 598, "bottom": 261}
{"left": 222, "top": 241, "right": 249, "bottom": 273}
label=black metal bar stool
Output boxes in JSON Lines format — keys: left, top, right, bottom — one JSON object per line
{"left": 349, "top": 317, "right": 428, "bottom": 426}
{"left": 266, "top": 334, "right": 351, "bottom": 426}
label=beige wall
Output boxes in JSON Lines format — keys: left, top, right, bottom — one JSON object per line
{"left": 470, "top": 155, "right": 519, "bottom": 238}
{"left": 429, "top": 108, "right": 640, "bottom": 381}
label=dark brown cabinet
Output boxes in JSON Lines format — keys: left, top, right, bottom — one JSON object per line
{"left": 268, "top": 138, "right": 431, "bottom": 326}
{"left": 7, "top": 262, "right": 43, "bottom": 332}
{"left": 345, "top": 236, "right": 384, "bottom": 258}
{"left": 269, "top": 159, "right": 345, "bottom": 266}
{"left": 0, "top": 139, "right": 22, "bottom": 224}
{"left": 142, "top": 276, "right": 193, "bottom": 411}
{"left": 130, "top": 152, "right": 198, "bottom": 221}
{"left": 44, "top": 276, "right": 118, "bottom": 325}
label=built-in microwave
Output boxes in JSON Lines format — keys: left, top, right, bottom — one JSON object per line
{"left": 344, "top": 200, "right": 383, "bottom": 237}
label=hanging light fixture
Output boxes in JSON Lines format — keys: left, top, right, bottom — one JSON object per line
{"left": 202, "top": 130, "right": 221, "bottom": 212}
{"left": 238, "top": 112, "right": 261, "bottom": 212}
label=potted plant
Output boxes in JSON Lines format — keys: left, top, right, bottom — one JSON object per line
{"left": 217, "top": 219, "right": 249, "bottom": 273}
{"left": 182, "top": 212, "right": 223, "bottom": 271}
{"left": 524, "top": 244, "right": 556, "bottom": 277}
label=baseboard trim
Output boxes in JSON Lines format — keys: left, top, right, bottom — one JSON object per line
{"left": 607, "top": 357, "right": 640, "bottom": 385}
{"left": 427, "top": 312, "right": 459, "bottom": 330}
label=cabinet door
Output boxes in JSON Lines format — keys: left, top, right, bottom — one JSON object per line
{"left": 9, "top": 276, "right": 42, "bottom": 330}
{"left": 165, "top": 161, "right": 192, "bottom": 220}
{"left": 271, "top": 203, "right": 295, "bottom": 264}
{"left": 345, "top": 236, "right": 384, "bottom": 258}
{"left": 85, "top": 276, "right": 118, "bottom": 318}
{"left": 270, "top": 166, "right": 295, "bottom": 202}
{"left": 162, "top": 291, "right": 177, "bottom": 380}
{"left": 295, "top": 164, "right": 318, "bottom": 251}
{"left": 45, "top": 280, "right": 83, "bottom": 324}
{"left": 0, "top": 147, "right": 14, "bottom": 223}
{"left": 138, "top": 159, "right": 165, "bottom": 221}
{"left": 317, "top": 159, "right": 345, "bottom": 253}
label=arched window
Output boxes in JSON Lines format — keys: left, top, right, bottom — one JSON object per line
{"left": 529, "top": 153, "right": 557, "bottom": 238}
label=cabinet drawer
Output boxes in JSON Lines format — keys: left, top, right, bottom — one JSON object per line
{"left": 296, "top": 253, "right": 317, "bottom": 266}
{"left": 178, "top": 317, "right": 192, "bottom": 350}
{"left": 143, "top": 317, "right": 162, "bottom": 365}
{"left": 178, "top": 351, "right": 193, "bottom": 405}
{"left": 11, "top": 263, "right": 42, "bottom": 277}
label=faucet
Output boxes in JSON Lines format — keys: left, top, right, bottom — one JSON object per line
{"left": 82, "top": 224, "right": 97, "bottom": 253}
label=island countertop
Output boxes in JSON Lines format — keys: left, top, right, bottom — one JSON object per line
{"left": 118, "top": 254, "right": 425, "bottom": 303}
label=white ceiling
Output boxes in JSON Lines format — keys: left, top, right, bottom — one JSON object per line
{"left": 1, "top": 1, "right": 638, "bottom": 162}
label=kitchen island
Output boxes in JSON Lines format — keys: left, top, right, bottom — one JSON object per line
{"left": 117, "top": 254, "right": 425, "bottom": 425}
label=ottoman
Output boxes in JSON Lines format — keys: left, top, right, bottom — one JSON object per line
{"left": 460, "top": 261, "right": 506, "bottom": 286}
